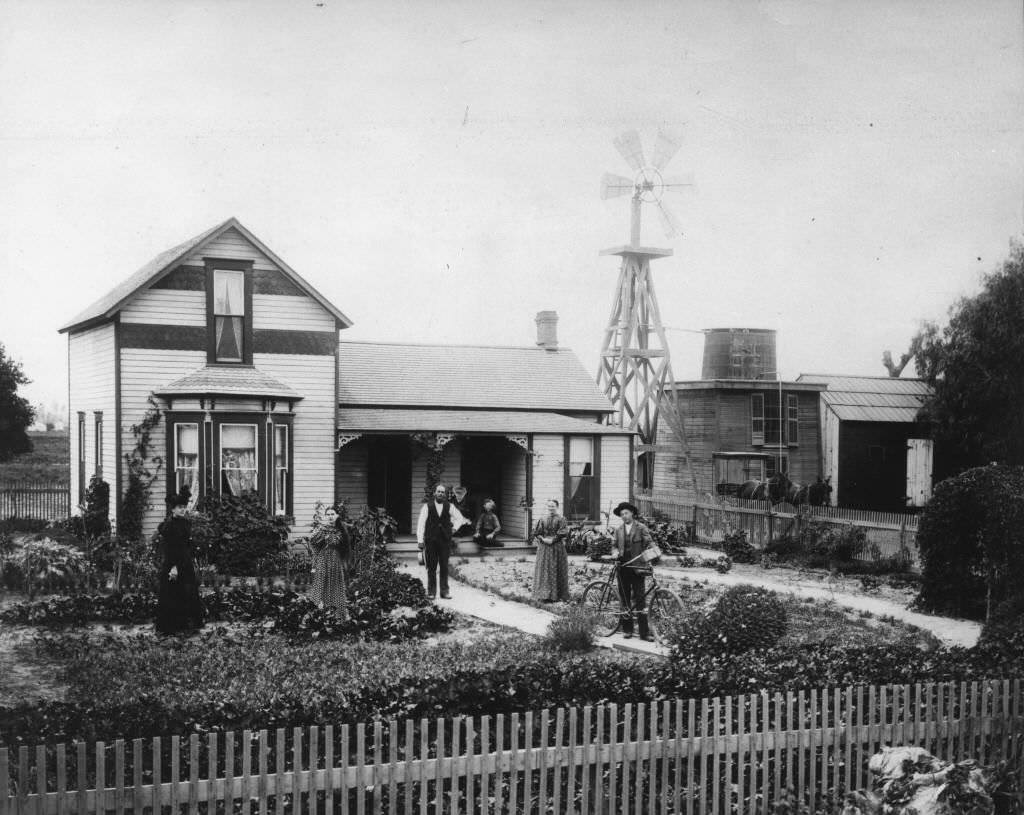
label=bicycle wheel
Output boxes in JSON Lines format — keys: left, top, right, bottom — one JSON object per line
{"left": 580, "top": 580, "right": 621, "bottom": 637}
{"left": 647, "top": 587, "right": 685, "bottom": 643}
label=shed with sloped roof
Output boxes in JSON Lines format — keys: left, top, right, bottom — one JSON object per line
{"left": 796, "top": 374, "right": 934, "bottom": 510}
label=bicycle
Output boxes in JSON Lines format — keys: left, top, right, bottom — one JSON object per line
{"left": 580, "top": 553, "right": 684, "bottom": 642}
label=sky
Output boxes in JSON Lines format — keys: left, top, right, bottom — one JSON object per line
{"left": 1, "top": 0, "right": 1022, "bottom": 411}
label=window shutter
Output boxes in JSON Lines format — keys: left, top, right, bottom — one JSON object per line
{"left": 786, "top": 394, "right": 799, "bottom": 445}
{"left": 751, "top": 393, "right": 765, "bottom": 445}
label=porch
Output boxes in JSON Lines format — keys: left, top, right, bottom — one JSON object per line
{"left": 387, "top": 532, "right": 537, "bottom": 560}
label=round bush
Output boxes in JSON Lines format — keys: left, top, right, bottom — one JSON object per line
{"left": 671, "top": 584, "right": 788, "bottom": 659}
{"left": 916, "top": 464, "right": 1024, "bottom": 620}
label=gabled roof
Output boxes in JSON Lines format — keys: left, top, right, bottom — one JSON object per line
{"left": 153, "top": 365, "right": 301, "bottom": 401}
{"left": 59, "top": 217, "right": 351, "bottom": 333}
{"left": 338, "top": 340, "right": 614, "bottom": 413}
{"left": 796, "top": 373, "right": 931, "bottom": 423}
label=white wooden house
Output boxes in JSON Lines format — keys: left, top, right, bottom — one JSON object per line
{"left": 61, "top": 221, "right": 633, "bottom": 543}
{"left": 60, "top": 218, "right": 350, "bottom": 538}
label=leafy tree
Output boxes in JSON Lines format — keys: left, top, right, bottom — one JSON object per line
{"left": 914, "top": 240, "right": 1024, "bottom": 470}
{"left": 0, "top": 343, "right": 35, "bottom": 462}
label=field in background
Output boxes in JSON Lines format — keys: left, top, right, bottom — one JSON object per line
{"left": 0, "top": 431, "right": 68, "bottom": 482}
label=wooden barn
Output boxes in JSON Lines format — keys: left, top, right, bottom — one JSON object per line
{"left": 60, "top": 220, "right": 633, "bottom": 543}
{"left": 652, "top": 378, "right": 827, "bottom": 497}
{"left": 796, "top": 374, "right": 934, "bottom": 511}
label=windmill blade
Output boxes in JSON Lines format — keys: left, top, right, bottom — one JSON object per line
{"left": 656, "top": 199, "right": 684, "bottom": 238}
{"left": 613, "top": 130, "right": 645, "bottom": 172}
{"left": 661, "top": 172, "right": 695, "bottom": 190}
{"left": 600, "top": 172, "right": 635, "bottom": 199}
{"left": 649, "top": 130, "right": 682, "bottom": 172}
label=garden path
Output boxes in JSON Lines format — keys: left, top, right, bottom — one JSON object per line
{"left": 394, "top": 561, "right": 667, "bottom": 656}
{"left": 400, "top": 551, "right": 982, "bottom": 649}
{"left": 594, "top": 546, "right": 983, "bottom": 648}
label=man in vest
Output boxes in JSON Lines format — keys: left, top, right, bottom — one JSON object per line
{"left": 610, "top": 500, "right": 655, "bottom": 640}
{"left": 416, "top": 483, "right": 469, "bottom": 599}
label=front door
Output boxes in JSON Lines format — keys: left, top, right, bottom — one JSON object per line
{"left": 367, "top": 435, "right": 413, "bottom": 533}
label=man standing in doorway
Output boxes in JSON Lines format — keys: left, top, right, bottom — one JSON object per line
{"left": 416, "top": 483, "right": 469, "bottom": 599}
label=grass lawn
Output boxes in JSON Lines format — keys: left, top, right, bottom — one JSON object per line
{"left": 0, "top": 431, "right": 69, "bottom": 482}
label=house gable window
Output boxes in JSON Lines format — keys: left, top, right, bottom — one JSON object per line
{"left": 205, "top": 260, "right": 254, "bottom": 365}
{"left": 564, "top": 435, "right": 601, "bottom": 522}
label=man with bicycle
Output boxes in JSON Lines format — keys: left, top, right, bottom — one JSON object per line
{"left": 609, "top": 501, "right": 655, "bottom": 641}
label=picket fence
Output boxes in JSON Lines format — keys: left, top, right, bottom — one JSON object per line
{"left": 636, "top": 490, "right": 920, "bottom": 568}
{"left": 0, "top": 481, "right": 69, "bottom": 522}
{"left": 2, "top": 679, "right": 1021, "bottom": 814}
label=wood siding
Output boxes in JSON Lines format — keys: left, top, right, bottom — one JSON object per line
{"left": 254, "top": 295, "right": 335, "bottom": 332}
{"left": 119, "top": 349, "right": 207, "bottom": 537}
{"left": 68, "top": 324, "right": 117, "bottom": 522}
{"left": 183, "top": 227, "right": 279, "bottom": 270}
{"left": 120, "top": 290, "right": 206, "bottom": 326}
{"left": 254, "top": 354, "right": 336, "bottom": 538}
{"left": 335, "top": 437, "right": 369, "bottom": 514}
{"left": 500, "top": 448, "right": 528, "bottom": 539}
{"left": 599, "top": 436, "right": 631, "bottom": 519}
{"left": 653, "top": 389, "right": 824, "bottom": 494}
{"left": 530, "top": 435, "right": 563, "bottom": 511}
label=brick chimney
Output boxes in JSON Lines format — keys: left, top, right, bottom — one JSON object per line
{"left": 535, "top": 311, "right": 558, "bottom": 350}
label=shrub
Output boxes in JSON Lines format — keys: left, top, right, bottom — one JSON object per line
{"left": 916, "top": 464, "right": 1024, "bottom": 620}
{"left": 722, "top": 529, "right": 757, "bottom": 563}
{"left": 17, "top": 537, "right": 87, "bottom": 598}
{"left": 190, "top": 492, "right": 291, "bottom": 575}
{"left": 545, "top": 604, "right": 598, "bottom": 652}
{"left": 82, "top": 476, "right": 111, "bottom": 539}
{"left": 977, "top": 592, "right": 1024, "bottom": 657}
{"left": 670, "top": 584, "right": 788, "bottom": 659}
{"left": 0, "top": 517, "right": 49, "bottom": 534}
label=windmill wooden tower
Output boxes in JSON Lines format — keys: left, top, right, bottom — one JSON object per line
{"left": 596, "top": 130, "right": 699, "bottom": 492}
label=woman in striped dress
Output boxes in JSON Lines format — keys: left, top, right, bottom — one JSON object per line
{"left": 532, "top": 498, "right": 570, "bottom": 602}
{"left": 309, "top": 506, "right": 351, "bottom": 620}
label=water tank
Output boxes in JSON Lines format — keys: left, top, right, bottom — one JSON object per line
{"left": 701, "top": 328, "right": 778, "bottom": 380}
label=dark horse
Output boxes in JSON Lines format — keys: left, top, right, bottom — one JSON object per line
{"left": 792, "top": 476, "right": 833, "bottom": 507}
{"left": 737, "top": 472, "right": 797, "bottom": 504}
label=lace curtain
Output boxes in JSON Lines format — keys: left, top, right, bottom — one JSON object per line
{"left": 221, "top": 424, "right": 257, "bottom": 496}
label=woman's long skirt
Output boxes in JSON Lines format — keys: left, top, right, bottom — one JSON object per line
{"left": 533, "top": 540, "right": 570, "bottom": 602}
{"left": 312, "top": 549, "right": 349, "bottom": 620}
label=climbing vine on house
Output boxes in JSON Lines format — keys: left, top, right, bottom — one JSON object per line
{"left": 120, "top": 398, "right": 163, "bottom": 544}
{"left": 411, "top": 432, "right": 451, "bottom": 499}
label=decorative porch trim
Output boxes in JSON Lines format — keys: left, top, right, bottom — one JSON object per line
{"left": 505, "top": 435, "right": 530, "bottom": 451}
{"left": 337, "top": 432, "right": 363, "bottom": 450}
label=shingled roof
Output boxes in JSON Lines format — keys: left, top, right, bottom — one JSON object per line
{"left": 154, "top": 366, "right": 302, "bottom": 401}
{"left": 796, "top": 374, "right": 930, "bottom": 423}
{"left": 59, "top": 217, "right": 351, "bottom": 333}
{"left": 337, "top": 341, "right": 614, "bottom": 413}
{"left": 338, "top": 408, "right": 630, "bottom": 434}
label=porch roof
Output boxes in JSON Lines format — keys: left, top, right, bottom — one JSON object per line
{"left": 337, "top": 408, "right": 633, "bottom": 435}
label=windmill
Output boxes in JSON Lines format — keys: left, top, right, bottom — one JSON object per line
{"left": 596, "top": 130, "right": 700, "bottom": 493}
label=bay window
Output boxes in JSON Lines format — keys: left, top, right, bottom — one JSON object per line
{"left": 165, "top": 412, "right": 292, "bottom": 514}
{"left": 174, "top": 423, "right": 200, "bottom": 503}
{"left": 220, "top": 423, "right": 258, "bottom": 496}
{"left": 273, "top": 424, "right": 289, "bottom": 515}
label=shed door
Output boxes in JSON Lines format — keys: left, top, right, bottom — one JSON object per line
{"left": 905, "top": 438, "right": 933, "bottom": 507}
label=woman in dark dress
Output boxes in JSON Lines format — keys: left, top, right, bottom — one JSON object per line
{"left": 155, "top": 490, "right": 205, "bottom": 635}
